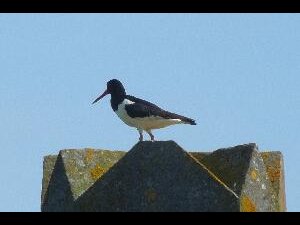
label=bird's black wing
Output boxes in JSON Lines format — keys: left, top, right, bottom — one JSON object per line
{"left": 125, "top": 95, "right": 196, "bottom": 125}
{"left": 125, "top": 102, "right": 156, "bottom": 118}
{"left": 126, "top": 95, "right": 163, "bottom": 110}
{"left": 125, "top": 95, "right": 163, "bottom": 118}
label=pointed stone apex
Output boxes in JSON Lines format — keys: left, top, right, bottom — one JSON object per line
{"left": 199, "top": 143, "right": 278, "bottom": 211}
{"left": 73, "top": 141, "right": 238, "bottom": 211}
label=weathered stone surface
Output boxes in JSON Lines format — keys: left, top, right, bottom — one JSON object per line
{"left": 41, "top": 142, "right": 286, "bottom": 212}
{"left": 199, "top": 143, "right": 277, "bottom": 212}
{"left": 41, "top": 148, "right": 125, "bottom": 212}
{"left": 74, "top": 141, "right": 239, "bottom": 211}
{"left": 41, "top": 155, "right": 57, "bottom": 208}
{"left": 261, "top": 152, "right": 286, "bottom": 211}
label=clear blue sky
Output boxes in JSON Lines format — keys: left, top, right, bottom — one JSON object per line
{"left": 0, "top": 13, "right": 299, "bottom": 212}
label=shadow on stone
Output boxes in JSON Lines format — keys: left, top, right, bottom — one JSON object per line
{"left": 199, "top": 144, "right": 255, "bottom": 196}
{"left": 41, "top": 154, "right": 74, "bottom": 212}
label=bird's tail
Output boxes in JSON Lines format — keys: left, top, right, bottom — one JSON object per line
{"left": 165, "top": 111, "right": 196, "bottom": 125}
{"left": 182, "top": 117, "right": 197, "bottom": 125}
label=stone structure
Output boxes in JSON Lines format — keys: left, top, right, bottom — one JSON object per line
{"left": 41, "top": 141, "right": 286, "bottom": 212}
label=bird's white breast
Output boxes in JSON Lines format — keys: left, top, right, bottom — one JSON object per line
{"left": 115, "top": 99, "right": 136, "bottom": 127}
{"left": 115, "top": 99, "right": 183, "bottom": 131}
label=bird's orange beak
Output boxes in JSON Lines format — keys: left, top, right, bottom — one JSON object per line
{"left": 92, "top": 89, "right": 109, "bottom": 104}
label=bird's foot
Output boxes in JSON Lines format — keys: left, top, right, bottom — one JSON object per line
{"left": 146, "top": 130, "right": 155, "bottom": 142}
{"left": 138, "top": 129, "right": 143, "bottom": 142}
{"left": 149, "top": 133, "right": 155, "bottom": 142}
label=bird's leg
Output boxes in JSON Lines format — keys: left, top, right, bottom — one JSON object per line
{"left": 146, "top": 130, "right": 155, "bottom": 142}
{"left": 138, "top": 129, "right": 143, "bottom": 142}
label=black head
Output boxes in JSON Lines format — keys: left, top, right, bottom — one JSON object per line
{"left": 106, "top": 79, "right": 125, "bottom": 95}
{"left": 92, "top": 79, "right": 126, "bottom": 104}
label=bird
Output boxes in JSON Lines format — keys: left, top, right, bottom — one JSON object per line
{"left": 92, "top": 79, "right": 196, "bottom": 142}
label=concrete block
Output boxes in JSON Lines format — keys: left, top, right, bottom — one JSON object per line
{"left": 198, "top": 143, "right": 279, "bottom": 211}
{"left": 41, "top": 142, "right": 285, "bottom": 212}
{"left": 41, "top": 148, "right": 125, "bottom": 211}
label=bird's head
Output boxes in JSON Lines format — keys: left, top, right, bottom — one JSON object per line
{"left": 92, "top": 79, "right": 126, "bottom": 104}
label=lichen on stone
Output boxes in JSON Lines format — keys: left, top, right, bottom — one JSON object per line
{"left": 240, "top": 195, "right": 256, "bottom": 212}
{"left": 250, "top": 169, "right": 258, "bottom": 181}
{"left": 90, "top": 164, "right": 109, "bottom": 181}
{"left": 84, "top": 148, "right": 95, "bottom": 162}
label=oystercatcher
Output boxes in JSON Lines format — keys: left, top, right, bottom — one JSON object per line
{"left": 92, "top": 79, "right": 196, "bottom": 141}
